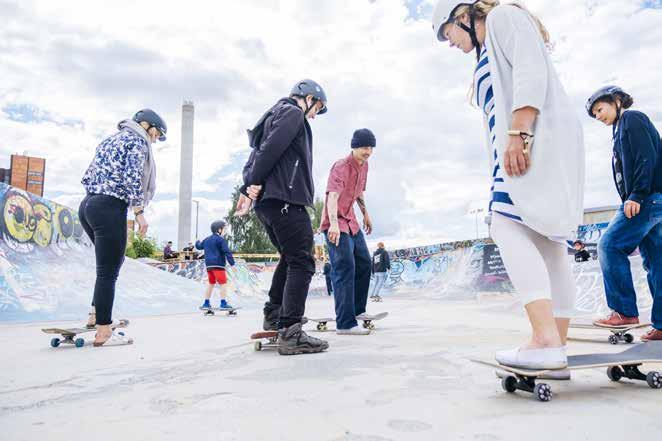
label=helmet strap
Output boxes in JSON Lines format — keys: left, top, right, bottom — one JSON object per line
{"left": 458, "top": 12, "right": 481, "bottom": 60}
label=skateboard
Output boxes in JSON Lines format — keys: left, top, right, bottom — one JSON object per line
{"left": 250, "top": 331, "right": 279, "bottom": 352}
{"left": 370, "top": 295, "right": 383, "bottom": 303}
{"left": 472, "top": 341, "right": 662, "bottom": 402}
{"left": 569, "top": 320, "right": 651, "bottom": 344}
{"left": 42, "top": 319, "right": 130, "bottom": 348}
{"left": 199, "top": 306, "right": 241, "bottom": 316}
{"left": 307, "top": 312, "right": 388, "bottom": 331}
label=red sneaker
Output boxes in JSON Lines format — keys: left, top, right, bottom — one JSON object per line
{"left": 593, "top": 311, "right": 639, "bottom": 328}
{"left": 641, "top": 328, "right": 662, "bottom": 341}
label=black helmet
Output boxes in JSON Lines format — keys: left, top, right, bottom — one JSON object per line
{"left": 210, "top": 220, "right": 226, "bottom": 234}
{"left": 290, "top": 79, "right": 327, "bottom": 114}
{"left": 585, "top": 86, "right": 625, "bottom": 118}
{"left": 133, "top": 109, "right": 168, "bottom": 141}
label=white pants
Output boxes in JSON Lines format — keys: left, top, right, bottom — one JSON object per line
{"left": 370, "top": 272, "right": 387, "bottom": 297}
{"left": 490, "top": 213, "right": 577, "bottom": 317}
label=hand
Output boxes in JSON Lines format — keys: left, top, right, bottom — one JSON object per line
{"left": 135, "top": 214, "right": 149, "bottom": 237}
{"left": 624, "top": 200, "right": 641, "bottom": 219}
{"left": 363, "top": 214, "right": 373, "bottom": 235}
{"left": 503, "top": 134, "right": 532, "bottom": 177}
{"left": 247, "top": 185, "right": 262, "bottom": 201}
{"left": 235, "top": 194, "right": 253, "bottom": 217}
{"left": 327, "top": 223, "right": 341, "bottom": 247}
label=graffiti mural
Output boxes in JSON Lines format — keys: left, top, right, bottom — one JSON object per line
{"left": 0, "top": 183, "right": 217, "bottom": 322}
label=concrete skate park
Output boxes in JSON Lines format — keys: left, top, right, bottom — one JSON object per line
{"left": 1, "top": 183, "right": 660, "bottom": 441}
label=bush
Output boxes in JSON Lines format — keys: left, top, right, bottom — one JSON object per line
{"left": 126, "top": 232, "right": 158, "bottom": 259}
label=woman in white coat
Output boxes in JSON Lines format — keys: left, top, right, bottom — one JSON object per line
{"left": 432, "top": 0, "right": 585, "bottom": 370}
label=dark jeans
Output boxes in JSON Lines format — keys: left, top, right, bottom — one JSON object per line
{"left": 78, "top": 194, "right": 128, "bottom": 326}
{"left": 598, "top": 193, "right": 662, "bottom": 329}
{"left": 325, "top": 231, "right": 371, "bottom": 330}
{"left": 254, "top": 199, "right": 315, "bottom": 328}
{"left": 325, "top": 274, "right": 333, "bottom": 296}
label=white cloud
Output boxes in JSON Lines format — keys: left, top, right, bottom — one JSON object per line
{"left": 1, "top": 0, "right": 660, "bottom": 250}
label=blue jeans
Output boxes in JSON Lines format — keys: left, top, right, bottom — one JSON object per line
{"left": 370, "top": 272, "right": 387, "bottom": 297}
{"left": 598, "top": 193, "right": 662, "bottom": 329}
{"left": 325, "top": 231, "right": 372, "bottom": 330}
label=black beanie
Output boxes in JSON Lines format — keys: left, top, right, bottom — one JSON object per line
{"left": 351, "top": 128, "right": 376, "bottom": 148}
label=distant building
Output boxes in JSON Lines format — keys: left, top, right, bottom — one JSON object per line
{"left": 3, "top": 155, "right": 46, "bottom": 197}
{"left": 583, "top": 206, "right": 619, "bottom": 225}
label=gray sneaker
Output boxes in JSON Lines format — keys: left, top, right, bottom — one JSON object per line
{"left": 277, "top": 323, "right": 329, "bottom": 355}
{"left": 336, "top": 326, "right": 370, "bottom": 335}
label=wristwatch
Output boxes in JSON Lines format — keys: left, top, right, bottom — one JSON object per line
{"left": 507, "top": 130, "right": 534, "bottom": 151}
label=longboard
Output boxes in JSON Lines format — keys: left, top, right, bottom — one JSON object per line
{"left": 307, "top": 312, "right": 388, "bottom": 331}
{"left": 199, "top": 306, "right": 241, "bottom": 316}
{"left": 569, "top": 320, "right": 651, "bottom": 344}
{"left": 472, "top": 341, "right": 662, "bottom": 402}
{"left": 250, "top": 331, "right": 279, "bottom": 352}
{"left": 42, "top": 319, "right": 130, "bottom": 348}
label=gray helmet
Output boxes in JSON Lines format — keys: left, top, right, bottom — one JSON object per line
{"left": 585, "top": 86, "right": 625, "bottom": 118}
{"left": 290, "top": 79, "right": 327, "bottom": 114}
{"left": 133, "top": 108, "right": 167, "bottom": 141}
{"left": 210, "top": 220, "right": 227, "bottom": 234}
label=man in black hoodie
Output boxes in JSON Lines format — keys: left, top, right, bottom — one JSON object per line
{"left": 370, "top": 242, "right": 391, "bottom": 300}
{"left": 238, "top": 79, "right": 329, "bottom": 355}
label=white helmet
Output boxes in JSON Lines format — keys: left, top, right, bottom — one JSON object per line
{"left": 432, "top": 1, "right": 475, "bottom": 42}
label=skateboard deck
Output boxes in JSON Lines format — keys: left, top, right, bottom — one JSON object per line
{"left": 199, "top": 306, "right": 241, "bottom": 316}
{"left": 569, "top": 320, "right": 651, "bottom": 344}
{"left": 42, "top": 319, "right": 130, "bottom": 348}
{"left": 472, "top": 341, "right": 662, "bottom": 401}
{"left": 307, "top": 312, "right": 388, "bottom": 331}
{"left": 250, "top": 331, "right": 279, "bottom": 352}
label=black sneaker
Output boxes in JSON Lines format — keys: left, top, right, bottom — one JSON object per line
{"left": 263, "top": 307, "right": 280, "bottom": 331}
{"left": 277, "top": 323, "right": 329, "bottom": 355}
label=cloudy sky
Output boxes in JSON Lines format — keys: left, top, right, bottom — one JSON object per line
{"left": 1, "top": 0, "right": 661, "bottom": 250}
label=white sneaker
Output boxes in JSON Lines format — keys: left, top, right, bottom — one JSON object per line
{"left": 495, "top": 346, "right": 567, "bottom": 370}
{"left": 336, "top": 326, "right": 370, "bottom": 335}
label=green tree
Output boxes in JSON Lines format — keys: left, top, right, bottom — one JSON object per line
{"left": 225, "top": 186, "right": 277, "bottom": 254}
{"left": 308, "top": 197, "right": 325, "bottom": 231}
{"left": 126, "top": 232, "right": 158, "bottom": 258}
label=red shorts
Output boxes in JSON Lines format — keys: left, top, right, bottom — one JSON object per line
{"left": 207, "top": 269, "right": 227, "bottom": 285}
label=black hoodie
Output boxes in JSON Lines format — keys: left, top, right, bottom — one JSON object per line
{"left": 242, "top": 98, "right": 314, "bottom": 207}
{"left": 372, "top": 248, "right": 391, "bottom": 274}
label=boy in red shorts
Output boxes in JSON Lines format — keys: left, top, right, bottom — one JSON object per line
{"left": 196, "top": 220, "right": 236, "bottom": 309}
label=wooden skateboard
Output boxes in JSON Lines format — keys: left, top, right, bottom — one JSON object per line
{"left": 472, "top": 341, "right": 662, "bottom": 402}
{"left": 569, "top": 320, "right": 651, "bottom": 344}
{"left": 250, "top": 331, "right": 279, "bottom": 352}
{"left": 199, "top": 306, "right": 241, "bottom": 316}
{"left": 42, "top": 319, "right": 130, "bottom": 348}
{"left": 307, "top": 312, "right": 388, "bottom": 331}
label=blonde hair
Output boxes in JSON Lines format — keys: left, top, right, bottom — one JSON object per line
{"left": 454, "top": 1, "right": 551, "bottom": 104}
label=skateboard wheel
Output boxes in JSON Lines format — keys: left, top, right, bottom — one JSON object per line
{"left": 50, "top": 338, "right": 61, "bottom": 348}
{"left": 608, "top": 335, "right": 619, "bottom": 345}
{"left": 316, "top": 324, "right": 323, "bottom": 331}
{"left": 646, "top": 371, "right": 662, "bottom": 389}
{"left": 362, "top": 321, "right": 370, "bottom": 329}
{"left": 501, "top": 376, "right": 518, "bottom": 393}
{"left": 624, "top": 333, "right": 634, "bottom": 344}
{"left": 321, "top": 325, "right": 327, "bottom": 332}
{"left": 74, "top": 338, "right": 85, "bottom": 348}
{"left": 533, "top": 383, "right": 552, "bottom": 402}
{"left": 607, "top": 366, "right": 623, "bottom": 382}
{"left": 254, "top": 341, "right": 262, "bottom": 352}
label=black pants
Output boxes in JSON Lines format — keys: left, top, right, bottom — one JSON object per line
{"left": 78, "top": 194, "right": 128, "bottom": 325}
{"left": 325, "top": 275, "right": 333, "bottom": 296}
{"left": 254, "top": 199, "right": 315, "bottom": 328}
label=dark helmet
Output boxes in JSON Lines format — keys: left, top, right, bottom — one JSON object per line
{"left": 133, "top": 109, "right": 168, "bottom": 141}
{"left": 573, "top": 240, "right": 584, "bottom": 247}
{"left": 290, "top": 79, "right": 327, "bottom": 114}
{"left": 210, "top": 220, "right": 227, "bottom": 234}
{"left": 585, "top": 86, "right": 625, "bottom": 118}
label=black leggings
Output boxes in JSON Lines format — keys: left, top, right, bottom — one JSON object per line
{"left": 78, "top": 194, "right": 128, "bottom": 325}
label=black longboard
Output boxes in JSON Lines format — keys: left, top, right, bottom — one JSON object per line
{"left": 199, "top": 306, "right": 241, "bottom": 316}
{"left": 473, "top": 341, "right": 662, "bottom": 402}
{"left": 569, "top": 320, "right": 652, "bottom": 344}
{"left": 42, "top": 319, "right": 130, "bottom": 348}
{"left": 307, "top": 312, "right": 389, "bottom": 332}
